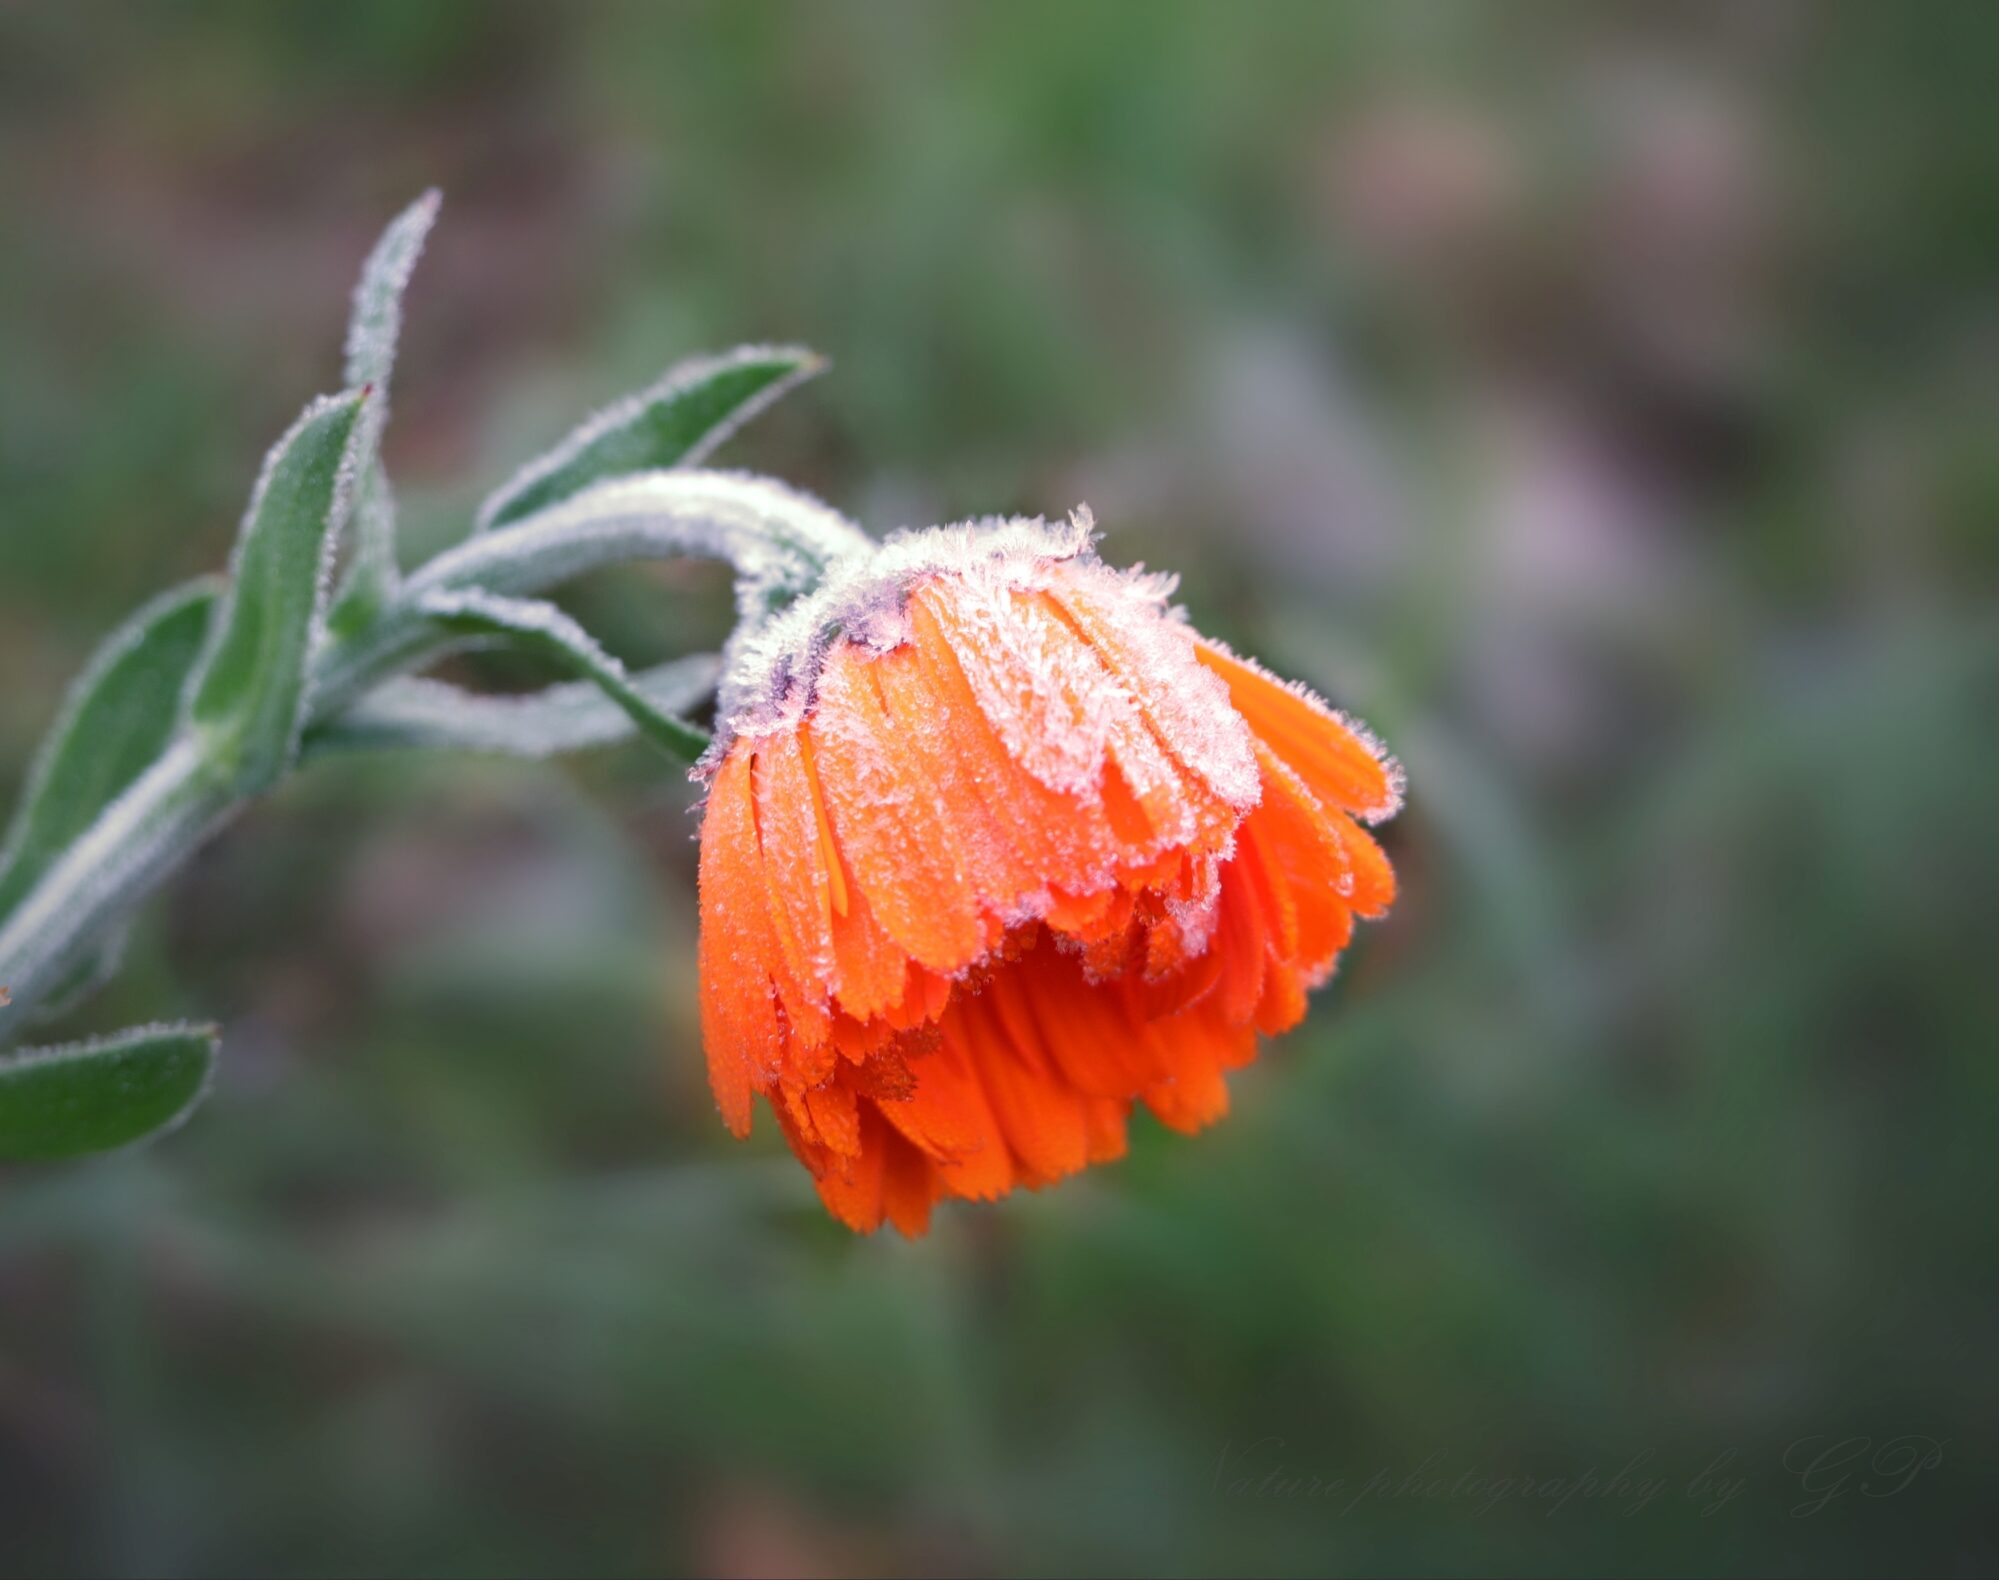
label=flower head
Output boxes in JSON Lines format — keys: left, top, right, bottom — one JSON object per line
{"left": 696, "top": 511, "right": 1403, "bottom": 1234}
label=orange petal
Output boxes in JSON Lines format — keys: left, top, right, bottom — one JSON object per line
{"left": 1327, "top": 807, "right": 1397, "bottom": 919}
{"left": 953, "top": 990, "right": 1091, "bottom": 1185}
{"left": 697, "top": 749, "right": 781, "bottom": 1133}
{"left": 813, "top": 1108, "right": 889, "bottom": 1232}
{"left": 810, "top": 646, "right": 986, "bottom": 976}
{"left": 1255, "top": 957, "right": 1309, "bottom": 1037}
{"left": 880, "top": 1124, "right": 942, "bottom": 1235}
{"left": 794, "top": 728, "right": 908, "bottom": 1024}
{"left": 750, "top": 733, "right": 837, "bottom": 1002}
{"left": 1045, "top": 566, "right": 1261, "bottom": 813}
{"left": 871, "top": 633, "right": 1046, "bottom": 923}
{"left": 876, "top": 1030, "right": 1016, "bottom": 1201}
{"left": 1212, "top": 858, "right": 1270, "bottom": 1027}
{"left": 1014, "top": 937, "right": 1169, "bottom": 1097}
{"left": 1246, "top": 741, "right": 1357, "bottom": 977}
{"left": 1139, "top": 999, "right": 1254, "bottom": 1134}
{"left": 1127, "top": 941, "right": 1224, "bottom": 1021}
{"left": 911, "top": 583, "right": 1129, "bottom": 895}
{"left": 1083, "top": 1097, "right": 1130, "bottom": 1164}
{"left": 803, "top": 1077, "right": 863, "bottom": 1158}
{"left": 1195, "top": 639, "right": 1401, "bottom": 823}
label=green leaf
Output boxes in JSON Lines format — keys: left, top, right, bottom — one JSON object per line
{"left": 307, "top": 654, "right": 720, "bottom": 759}
{"left": 329, "top": 190, "right": 441, "bottom": 636}
{"left": 343, "top": 188, "right": 440, "bottom": 395}
{"left": 475, "top": 345, "right": 825, "bottom": 534}
{"left": 0, "top": 580, "right": 219, "bottom": 924}
{"left": 0, "top": 1021, "right": 218, "bottom": 1162}
{"left": 327, "top": 468, "right": 399, "bottom": 639}
{"left": 415, "top": 588, "right": 711, "bottom": 763}
{"left": 29, "top": 926, "right": 131, "bottom": 1026}
{"left": 189, "top": 390, "right": 369, "bottom": 792}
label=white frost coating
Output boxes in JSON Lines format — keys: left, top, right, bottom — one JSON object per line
{"left": 196, "top": 390, "right": 371, "bottom": 769}
{"left": 316, "top": 656, "right": 720, "bottom": 759}
{"left": 0, "top": 1019, "right": 216, "bottom": 1073}
{"left": 0, "top": 578, "right": 219, "bottom": 888}
{"left": 940, "top": 568, "right": 1126, "bottom": 799}
{"left": 473, "top": 344, "right": 827, "bottom": 534}
{"left": 0, "top": 1020, "right": 221, "bottom": 1148}
{"left": 704, "top": 507, "right": 1261, "bottom": 836}
{"left": 414, "top": 587, "right": 713, "bottom": 761}
{"left": 344, "top": 189, "right": 440, "bottom": 395}
{"left": 23, "top": 925, "right": 132, "bottom": 1028}
{"left": 1161, "top": 848, "right": 1227, "bottom": 963}
{"left": 0, "top": 739, "right": 225, "bottom": 1029}
{"left": 418, "top": 470, "right": 871, "bottom": 608}
{"left": 420, "top": 585, "right": 605, "bottom": 647}
{"left": 708, "top": 510, "right": 1095, "bottom": 767}
{"left": 307, "top": 470, "right": 871, "bottom": 726}
{"left": 336, "top": 191, "right": 439, "bottom": 607}
{"left": 1052, "top": 569, "right": 1262, "bottom": 813}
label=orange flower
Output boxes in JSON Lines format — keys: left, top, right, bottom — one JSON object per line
{"left": 695, "top": 515, "right": 1402, "bottom": 1234}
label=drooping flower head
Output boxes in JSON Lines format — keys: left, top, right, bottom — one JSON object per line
{"left": 696, "top": 510, "right": 1403, "bottom": 1234}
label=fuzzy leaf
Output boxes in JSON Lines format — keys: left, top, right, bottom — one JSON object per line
{"left": 0, "top": 1021, "right": 217, "bottom": 1162}
{"left": 475, "top": 345, "right": 825, "bottom": 534}
{"left": 344, "top": 188, "right": 440, "bottom": 395}
{"left": 189, "top": 390, "right": 368, "bottom": 792}
{"left": 308, "top": 654, "right": 720, "bottom": 759}
{"left": 330, "top": 190, "right": 441, "bottom": 633}
{"left": 0, "top": 581, "right": 219, "bottom": 924}
{"left": 327, "top": 467, "right": 400, "bottom": 638}
{"left": 415, "top": 589, "right": 711, "bottom": 762}
{"left": 28, "top": 926, "right": 132, "bottom": 1027}
{"left": 305, "top": 473, "right": 870, "bottom": 725}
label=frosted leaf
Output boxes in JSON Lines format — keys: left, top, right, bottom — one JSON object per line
{"left": 0, "top": 1020, "right": 219, "bottom": 1161}
{"left": 308, "top": 469, "right": 872, "bottom": 730}
{"left": 344, "top": 189, "right": 440, "bottom": 396}
{"left": 417, "top": 468, "right": 871, "bottom": 618}
{"left": 310, "top": 654, "right": 720, "bottom": 760}
{"left": 414, "top": 588, "right": 710, "bottom": 763}
{"left": 0, "top": 740, "right": 217, "bottom": 1030}
{"left": 331, "top": 191, "right": 439, "bottom": 620}
{"left": 0, "top": 579, "right": 218, "bottom": 921}
{"left": 23, "top": 925, "right": 132, "bottom": 1028}
{"left": 476, "top": 345, "right": 828, "bottom": 535}
{"left": 190, "top": 389, "right": 371, "bottom": 792}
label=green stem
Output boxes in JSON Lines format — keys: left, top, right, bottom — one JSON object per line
{"left": 0, "top": 473, "right": 869, "bottom": 1040}
{"left": 0, "top": 741, "right": 228, "bottom": 1030}
{"left": 308, "top": 470, "right": 869, "bottom": 719}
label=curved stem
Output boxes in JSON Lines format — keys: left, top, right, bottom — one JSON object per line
{"left": 0, "top": 472, "right": 869, "bottom": 1040}
{"left": 0, "top": 741, "right": 228, "bottom": 1030}
{"left": 308, "top": 470, "right": 870, "bottom": 721}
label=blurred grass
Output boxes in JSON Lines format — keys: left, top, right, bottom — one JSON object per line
{"left": 2, "top": 4, "right": 1995, "bottom": 1577}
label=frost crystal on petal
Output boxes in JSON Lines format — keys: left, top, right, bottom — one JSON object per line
{"left": 709, "top": 507, "right": 1217, "bottom": 769}
{"left": 1047, "top": 559, "right": 1263, "bottom": 814}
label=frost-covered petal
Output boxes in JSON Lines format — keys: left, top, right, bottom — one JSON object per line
{"left": 691, "top": 509, "right": 1403, "bottom": 1235}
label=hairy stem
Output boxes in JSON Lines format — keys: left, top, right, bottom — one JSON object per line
{"left": 0, "top": 474, "right": 869, "bottom": 1041}
{"left": 308, "top": 470, "right": 869, "bottom": 718}
{"left": 0, "top": 742, "right": 228, "bottom": 1030}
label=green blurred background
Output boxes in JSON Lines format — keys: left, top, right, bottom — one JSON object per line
{"left": 2, "top": 4, "right": 1994, "bottom": 1576}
